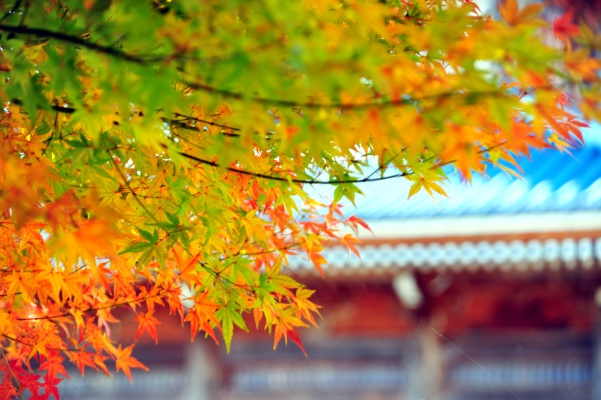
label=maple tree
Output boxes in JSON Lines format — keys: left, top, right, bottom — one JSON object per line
{"left": 0, "top": 0, "right": 599, "bottom": 397}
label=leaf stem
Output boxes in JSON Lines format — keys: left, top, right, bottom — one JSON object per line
{"left": 107, "top": 150, "right": 163, "bottom": 226}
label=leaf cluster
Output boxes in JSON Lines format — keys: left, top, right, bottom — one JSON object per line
{"left": 0, "top": 0, "right": 599, "bottom": 397}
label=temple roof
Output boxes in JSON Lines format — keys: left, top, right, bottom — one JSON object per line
{"left": 317, "top": 144, "right": 601, "bottom": 221}
{"left": 292, "top": 128, "right": 601, "bottom": 273}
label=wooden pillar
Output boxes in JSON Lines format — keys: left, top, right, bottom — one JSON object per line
{"left": 181, "top": 342, "right": 214, "bottom": 400}
{"left": 404, "top": 324, "right": 443, "bottom": 400}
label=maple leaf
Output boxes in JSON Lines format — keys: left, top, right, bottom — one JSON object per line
{"left": 553, "top": 10, "right": 580, "bottom": 45}
{"left": 183, "top": 292, "right": 220, "bottom": 343}
{"left": 115, "top": 345, "right": 148, "bottom": 383}
{"left": 133, "top": 310, "right": 161, "bottom": 344}
{"left": 136, "top": 286, "right": 165, "bottom": 313}
{"left": 90, "top": 261, "right": 113, "bottom": 294}
{"left": 184, "top": 307, "right": 219, "bottom": 344}
{"left": 41, "top": 374, "right": 62, "bottom": 400}
{"left": 564, "top": 49, "right": 601, "bottom": 82}
{"left": 86, "top": 324, "right": 118, "bottom": 356}
{"left": 16, "top": 371, "right": 42, "bottom": 397}
{"left": 215, "top": 301, "right": 249, "bottom": 353}
{"left": 346, "top": 215, "right": 371, "bottom": 234}
{"left": 69, "top": 350, "right": 98, "bottom": 376}
{"left": 271, "top": 304, "right": 309, "bottom": 354}
{"left": 39, "top": 354, "right": 71, "bottom": 379}
{"left": 340, "top": 233, "right": 361, "bottom": 259}
{"left": 499, "top": 0, "right": 544, "bottom": 26}
{"left": 498, "top": 0, "right": 518, "bottom": 25}
{"left": 53, "top": 219, "right": 119, "bottom": 266}
{"left": 407, "top": 174, "right": 448, "bottom": 201}
{"left": 286, "top": 329, "right": 307, "bottom": 358}
{"left": 0, "top": 376, "right": 17, "bottom": 400}
{"left": 309, "top": 252, "right": 327, "bottom": 278}
{"left": 93, "top": 353, "right": 112, "bottom": 377}
{"left": 162, "top": 286, "right": 185, "bottom": 323}
{"left": 293, "top": 287, "right": 321, "bottom": 327}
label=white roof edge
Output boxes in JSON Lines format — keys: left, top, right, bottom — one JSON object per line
{"left": 356, "top": 211, "right": 601, "bottom": 240}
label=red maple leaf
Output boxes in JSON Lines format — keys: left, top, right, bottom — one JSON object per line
{"left": 0, "top": 376, "right": 17, "bottom": 400}
{"left": 16, "top": 372, "right": 42, "bottom": 397}
{"left": 41, "top": 374, "right": 62, "bottom": 400}
{"left": 38, "top": 354, "right": 70, "bottom": 381}
{"left": 553, "top": 10, "right": 579, "bottom": 45}
{"left": 286, "top": 328, "right": 307, "bottom": 357}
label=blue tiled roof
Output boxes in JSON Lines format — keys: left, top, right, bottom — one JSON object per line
{"left": 314, "top": 145, "right": 601, "bottom": 220}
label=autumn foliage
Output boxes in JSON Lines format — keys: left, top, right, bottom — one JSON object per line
{"left": 0, "top": 0, "right": 599, "bottom": 398}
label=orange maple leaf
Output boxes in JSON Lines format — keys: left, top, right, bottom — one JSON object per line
{"left": 69, "top": 350, "right": 98, "bottom": 377}
{"left": 309, "top": 252, "right": 327, "bottom": 278}
{"left": 133, "top": 310, "right": 161, "bottom": 344}
{"left": 115, "top": 344, "right": 148, "bottom": 383}
{"left": 498, "top": 0, "right": 542, "bottom": 26}
{"left": 498, "top": 0, "right": 518, "bottom": 25}
{"left": 93, "top": 353, "right": 112, "bottom": 377}
{"left": 293, "top": 287, "right": 321, "bottom": 327}
{"left": 272, "top": 305, "right": 308, "bottom": 355}
{"left": 184, "top": 292, "right": 220, "bottom": 343}
{"left": 340, "top": 233, "right": 361, "bottom": 259}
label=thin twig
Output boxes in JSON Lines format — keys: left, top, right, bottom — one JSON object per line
{"left": 0, "top": 0, "right": 22, "bottom": 23}
{"left": 178, "top": 151, "right": 412, "bottom": 184}
{"left": 107, "top": 149, "right": 162, "bottom": 226}
{"left": 183, "top": 80, "right": 530, "bottom": 111}
{"left": 2, "top": 334, "right": 80, "bottom": 353}
{"left": 0, "top": 345, "right": 26, "bottom": 400}
{"left": 41, "top": 112, "right": 59, "bottom": 156}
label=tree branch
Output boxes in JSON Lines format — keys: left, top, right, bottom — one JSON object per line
{"left": 0, "top": 24, "right": 557, "bottom": 113}
{"left": 164, "top": 117, "right": 241, "bottom": 137}
{"left": 6, "top": 99, "right": 512, "bottom": 185}
{"left": 0, "top": 25, "right": 510, "bottom": 111}
{"left": 172, "top": 112, "right": 242, "bottom": 133}
{"left": 179, "top": 140, "right": 508, "bottom": 185}
{"left": 0, "top": 24, "right": 164, "bottom": 64}
{"left": 2, "top": 334, "right": 80, "bottom": 353}
{"left": 5, "top": 99, "right": 506, "bottom": 185}
{"left": 183, "top": 80, "right": 520, "bottom": 111}
{"left": 9, "top": 99, "right": 246, "bottom": 138}
{"left": 184, "top": 81, "right": 414, "bottom": 110}
{"left": 178, "top": 151, "right": 412, "bottom": 184}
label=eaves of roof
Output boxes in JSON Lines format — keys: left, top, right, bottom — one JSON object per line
{"left": 317, "top": 146, "right": 601, "bottom": 221}
{"left": 290, "top": 236, "right": 601, "bottom": 275}
{"left": 295, "top": 143, "right": 601, "bottom": 274}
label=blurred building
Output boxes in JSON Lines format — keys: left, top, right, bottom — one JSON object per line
{"left": 276, "top": 141, "right": 601, "bottom": 400}
{"left": 56, "top": 135, "right": 601, "bottom": 400}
